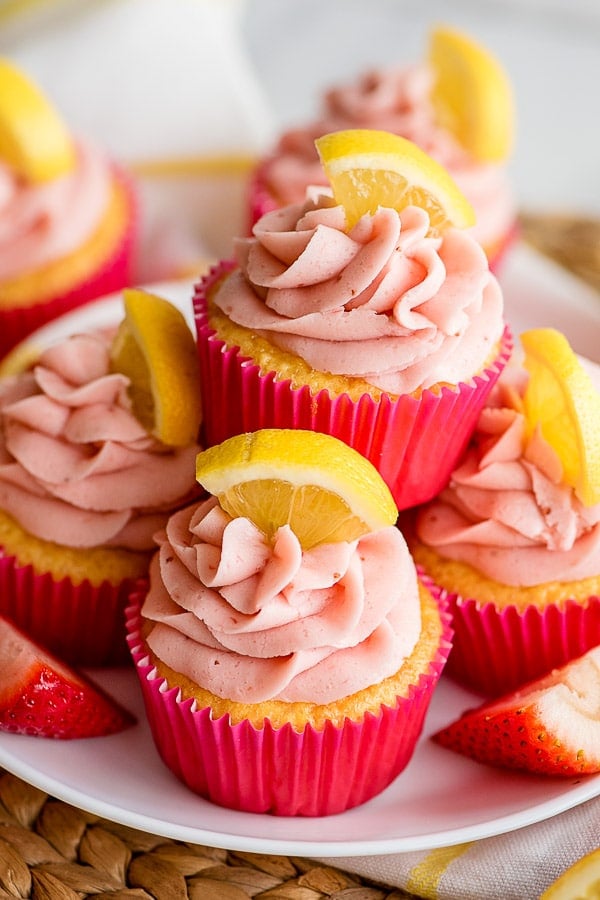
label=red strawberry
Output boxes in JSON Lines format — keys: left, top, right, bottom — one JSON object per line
{"left": 0, "top": 615, "right": 135, "bottom": 739}
{"left": 433, "top": 647, "right": 600, "bottom": 776}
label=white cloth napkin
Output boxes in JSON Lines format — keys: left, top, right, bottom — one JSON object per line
{"left": 316, "top": 796, "right": 599, "bottom": 899}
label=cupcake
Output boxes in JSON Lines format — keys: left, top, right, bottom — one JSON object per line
{"left": 126, "top": 428, "right": 452, "bottom": 816}
{"left": 408, "top": 329, "right": 600, "bottom": 697}
{"left": 249, "top": 26, "right": 516, "bottom": 272}
{"left": 194, "top": 128, "right": 512, "bottom": 511}
{"left": 0, "top": 58, "right": 137, "bottom": 360}
{"left": 0, "top": 288, "right": 202, "bottom": 666}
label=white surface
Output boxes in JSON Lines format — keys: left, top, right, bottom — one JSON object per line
{"left": 0, "top": 247, "right": 598, "bottom": 853}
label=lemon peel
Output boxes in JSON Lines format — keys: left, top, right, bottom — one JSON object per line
{"left": 428, "top": 25, "right": 514, "bottom": 162}
{"left": 0, "top": 57, "right": 75, "bottom": 182}
{"left": 195, "top": 429, "right": 398, "bottom": 549}
{"left": 315, "top": 127, "right": 475, "bottom": 232}
{"left": 110, "top": 289, "right": 202, "bottom": 447}
{"left": 521, "top": 327, "right": 600, "bottom": 506}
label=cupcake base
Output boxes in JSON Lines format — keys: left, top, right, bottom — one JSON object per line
{"left": 0, "top": 554, "right": 146, "bottom": 667}
{"left": 433, "top": 585, "right": 600, "bottom": 697}
{"left": 193, "top": 263, "right": 513, "bottom": 511}
{"left": 126, "top": 580, "right": 452, "bottom": 817}
{"left": 0, "top": 166, "right": 137, "bottom": 360}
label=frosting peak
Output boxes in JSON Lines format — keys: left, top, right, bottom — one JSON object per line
{"left": 416, "top": 366, "right": 600, "bottom": 584}
{"left": 0, "top": 331, "right": 201, "bottom": 550}
{"left": 142, "top": 497, "right": 422, "bottom": 704}
{"left": 216, "top": 193, "right": 504, "bottom": 395}
{"left": 260, "top": 63, "right": 515, "bottom": 250}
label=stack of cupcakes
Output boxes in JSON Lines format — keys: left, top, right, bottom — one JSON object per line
{"left": 123, "top": 127, "right": 514, "bottom": 815}
{"left": 194, "top": 128, "right": 512, "bottom": 512}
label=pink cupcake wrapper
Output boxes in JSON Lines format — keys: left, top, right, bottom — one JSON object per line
{"left": 0, "top": 552, "right": 147, "bottom": 667}
{"left": 427, "top": 581, "right": 600, "bottom": 697}
{"left": 193, "top": 262, "right": 513, "bottom": 511}
{"left": 125, "top": 578, "right": 452, "bottom": 817}
{"left": 246, "top": 159, "right": 280, "bottom": 231}
{"left": 0, "top": 165, "right": 138, "bottom": 360}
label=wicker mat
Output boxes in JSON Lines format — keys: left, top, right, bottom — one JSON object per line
{"left": 0, "top": 215, "right": 597, "bottom": 897}
{"left": 519, "top": 210, "right": 600, "bottom": 291}
{"left": 0, "top": 768, "right": 419, "bottom": 899}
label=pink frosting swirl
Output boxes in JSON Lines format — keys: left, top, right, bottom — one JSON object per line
{"left": 260, "top": 64, "right": 515, "bottom": 250}
{"left": 216, "top": 193, "right": 504, "bottom": 394}
{"left": 0, "top": 331, "right": 201, "bottom": 550}
{"left": 415, "top": 366, "right": 600, "bottom": 585}
{"left": 0, "top": 140, "right": 112, "bottom": 281}
{"left": 142, "top": 497, "right": 422, "bottom": 704}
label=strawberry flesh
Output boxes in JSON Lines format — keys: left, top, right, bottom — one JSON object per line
{"left": 0, "top": 615, "right": 134, "bottom": 739}
{"left": 434, "top": 647, "right": 600, "bottom": 776}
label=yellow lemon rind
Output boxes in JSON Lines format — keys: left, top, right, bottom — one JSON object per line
{"left": 0, "top": 58, "right": 75, "bottom": 183}
{"left": 195, "top": 429, "right": 398, "bottom": 535}
{"left": 428, "top": 25, "right": 514, "bottom": 163}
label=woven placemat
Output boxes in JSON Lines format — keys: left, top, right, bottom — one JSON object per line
{"left": 520, "top": 211, "right": 600, "bottom": 292}
{"left": 0, "top": 768, "right": 418, "bottom": 899}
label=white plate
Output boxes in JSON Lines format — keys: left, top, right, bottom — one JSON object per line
{"left": 0, "top": 669, "right": 599, "bottom": 856}
{"left": 0, "top": 243, "right": 598, "bottom": 856}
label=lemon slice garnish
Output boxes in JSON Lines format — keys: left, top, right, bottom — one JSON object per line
{"left": 195, "top": 429, "right": 398, "bottom": 549}
{"left": 428, "top": 25, "right": 514, "bottom": 162}
{"left": 110, "top": 289, "right": 202, "bottom": 447}
{"left": 540, "top": 846, "right": 600, "bottom": 899}
{"left": 0, "top": 58, "right": 75, "bottom": 182}
{"left": 315, "top": 128, "right": 475, "bottom": 233}
{"left": 521, "top": 328, "right": 600, "bottom": 506}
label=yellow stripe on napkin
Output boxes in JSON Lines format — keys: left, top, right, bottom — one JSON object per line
{"left": 406, "top": 843, "right": 475, "bottom": 899}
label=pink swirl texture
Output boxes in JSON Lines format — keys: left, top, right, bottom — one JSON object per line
{"left": 258, "top": 64, "right": 515, "bottom": 250}
{"left": 0, "top": 140, "right": 112, "bottom": 281}
{"left": 0, "top": 331, "right": 200, "bottom": 550}
{"left": 216, "top": 193, "right": 504, "bottom": 395}
{"left": 415, "top": 367, "right": 600, "bottom": 585}
{"left": 142, "top": 497, "right": 422, "bottom": 704}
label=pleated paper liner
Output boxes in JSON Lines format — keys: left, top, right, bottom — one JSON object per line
{"left": 434, "top": 585, "right": 600, "bottom": 697}
{"left": 0, "top": 165, "right": 137, "bottom": 361}
{"left": 0, "top": 552, "right": 146, "bottom": 667}
{"left": 126, "top": 580, "right": 453, "bottom": 818}
{"left": 193, "top": 262, "right": 513, "bottom": 511}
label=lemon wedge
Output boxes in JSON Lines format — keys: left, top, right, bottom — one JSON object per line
{"left": 0, "top": 58, "right": 75, "bottom": 182}
{"left": 428, "top": 25, "right": 514, "bottom": 162}
{"left": 195, "top": 429, "right": 398, "bottom": 549}
{"left": 110, "top": 289, "right": 202, "bottom": 447}
{"left": 315, "top": 128, "right": 475, "bottom": 233}
{"left": 540, "top": 847, "right": 600, "bottom": 899}
{"left": 521, "top": 328, "right": 600, "bottom": 506}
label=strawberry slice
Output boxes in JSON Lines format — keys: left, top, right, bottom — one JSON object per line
{"left": 0, "top": 615, "right": 135, "bottom": 739}
{"left": 433, "top": 647, "right": 600, "bottom": 776}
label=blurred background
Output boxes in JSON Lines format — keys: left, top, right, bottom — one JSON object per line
{"left": 1, "top": 0, "right": 599, "bottom": 214}
{"left": 0, "top": 0, "right": 598, "bottom": 355}
{"left": 242, "top": 0, "right": 600, "bottom": 217}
